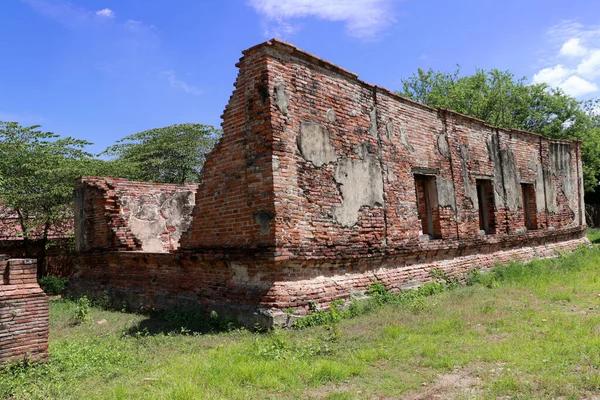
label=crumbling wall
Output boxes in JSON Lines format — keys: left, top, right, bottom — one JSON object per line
{"left": 0, "top": 257, "right": 49, "bottom": 362}
{"left": 74, "top": 177, "right": 197, "bottom": 252}
{"left": 71, "top": 39, "right": 587, "bottom": 327}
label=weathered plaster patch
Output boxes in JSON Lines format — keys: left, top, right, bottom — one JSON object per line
{"left": 325, "top": 109, "right": 336, "bottom": 123}
{"left": 386, "top": 118, "right": 394, "bottom": 140}
{"left": 368, "top": 107, "right": 378, "bottom": 136}
{"left": 333, "top": 153, "right": 384, "bottom": 227}
{"left": 459, "top": 144, "right": 478, "bottom": 210}
{"left": 353, "top": 142, "right": 375, "bottom": 159}
{"left": 387, "top": 168, "right": 396, "bottom": 183}
{"left": 273, "top": 78, "right": 290, "bottom": 116}
{"left": 298, "top": 122, "right": 338, "bottom": 167}
{"left": 161, "top": 191, "right": 195, "bottom": 244}
{"left": 486, "top": 135, "right": 506, "bottom": 208}
{"left": 500, "top": 146, "right": 521, "bottom": 212}
{"left": 438, "top": 134, "right": 450, "bottom": 158}
{"left": 254, "top": 211, "right": 274, "bottom": 235}
{"left": 529, "top": 156, "right": 546, "bottom": 213}
{"left": 550, "top": 143, "right": 574, "bottom": 204}
{"left": 544, "top": 166, "right": 557, "bottom": 213}
{"left": 437, "top": 177, "right": 457, "bottom": 210}
{"left": 129, "top": 217, "right": 166, "bottom": 252}
{"left": 399, "top": 123, "right": 414, "bottom": 152}
{"left": 121, "top": 190, "right": 195, "bottom": 252}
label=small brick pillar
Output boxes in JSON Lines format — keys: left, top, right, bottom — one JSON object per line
{"left": 0, "top": 256, "right": 49, "bottom": 362}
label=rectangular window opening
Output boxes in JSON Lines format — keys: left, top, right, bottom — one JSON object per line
{"left": 476, "top": 179, "right": 496, "bottom": 234}
{"left": 521, "top": 183, "right": 538, "bottom": 230}
{"left": 414, "top": 174, "right": 442, "bottom": 239}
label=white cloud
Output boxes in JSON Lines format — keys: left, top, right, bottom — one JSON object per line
{"left": 21, "top": 0, "right": 89, "bottom": 26}
{"left": 161, "top": 70, "right": 202, "bottom": 95}
{"left": 532, "top": 21, "right": 600, "bottom": 98}
{"left": 95, "top": 8, "right": 114, "bottom": 18}
{"left": 577, "top": 50, "right": 600, "bottom": 79}
{"left": 559, "top": 38, "right": 587, "bottom": 57}
{"left": 248, "top": 0, "right": 396, "bottom": 40}
{"left": 548, "top": 20, "right": 585, "bottom": 41}
{"left": 533, "top": 65, "right": 571, "bottom": 87}
{"left": 559, "top": 76, "right": 598, "bottom": 97}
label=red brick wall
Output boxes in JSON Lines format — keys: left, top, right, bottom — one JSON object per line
{"left": 0, "top": 257, "right": 49, "bottom": 362}
{"left": 71, "top": 39, "right": 588, "bottom": 326}
{"left": 261, "top": 40, "right": 585, "bottom": 259}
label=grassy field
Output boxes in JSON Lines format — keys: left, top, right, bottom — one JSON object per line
{"left": 2, "top": 233, "right": 600, "bottom": 399}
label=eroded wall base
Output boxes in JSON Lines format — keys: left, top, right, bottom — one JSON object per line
{"left": 70, "top": 228, "right": 588, "bottom": 327}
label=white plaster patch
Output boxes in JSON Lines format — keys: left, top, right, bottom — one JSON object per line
{"left": 298, "top": 122, "right": 338, "bottom": 167}
{"left": 333, "top": 154, "right": 384, "bottom": 227}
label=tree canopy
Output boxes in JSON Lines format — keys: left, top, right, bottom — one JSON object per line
{"left": 399, "top": 67, "right": 600, "bottom": 192}
{"left": 102, "top": 123, "right": 221, "bottom": 184}
{"left": 0, "top": 121, "right": 94, "bottom": 273}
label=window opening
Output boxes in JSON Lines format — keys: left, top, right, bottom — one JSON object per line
{"left": 476, "top": 179, "right": 496, "bottom": 234}
{"left": 414, "top": 175, "right": 441, "bottom": 239}
{"left": 521, "top": 183, "right": 538, "bottom": 230}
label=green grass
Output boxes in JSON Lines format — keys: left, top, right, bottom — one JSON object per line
{"left": 587, "top": 227, "right": 600, "bottom": 244}
{"left": 3, "top": 239, "right": 600, "bottom": 399}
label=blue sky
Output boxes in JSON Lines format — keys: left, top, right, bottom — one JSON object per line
{"left": 1, "top": 0, "right": 599, "bottom": 154}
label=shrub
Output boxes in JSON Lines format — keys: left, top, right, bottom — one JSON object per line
{"left": 73, "top": 296, "right": 91, "bottom": 324}
{"left": 38, "top": 277, "right": 68, "bottom": 295}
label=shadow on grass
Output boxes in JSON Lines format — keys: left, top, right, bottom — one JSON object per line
{"left": 586, "top": 228, "right": 600, "bottom": 244}
{"left": 124, "top": 308, "right": 245, "bottom": 337}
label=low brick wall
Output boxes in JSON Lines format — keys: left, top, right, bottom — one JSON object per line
{"left": 0, "top": 257, "right": 49, "bottom": 362}
{"left": 71, "top": 227, "right": 587, "bottom": 327}
{"left": 74, "top": 177, "right": 198, "bottom": 253}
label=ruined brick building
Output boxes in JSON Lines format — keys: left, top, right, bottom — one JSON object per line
{"left": 71, "top": 39, "right": 588, "bottom": 326}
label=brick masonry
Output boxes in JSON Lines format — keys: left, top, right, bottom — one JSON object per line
{"left": 74, "top": 177, "right": 197, "bottom": 253}
{"left": 71, "top": 39, "right": 589, "bottom": 326}
{"left": 0, "top": 256, "right": 49, "bottom": 362}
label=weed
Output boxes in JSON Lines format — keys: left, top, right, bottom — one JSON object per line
{"left": 467, "top": 269, "right": 499, "bottom": 288}
{"left": 429, "top": 268, "right": 459, "bottom": 288}
{"left": 72, "top": 296, "right": 91, "bottom": 324}
{"left": 284, "top": 307, "right": 296, "bottom": 315}
{"left": 295, "top": 279, "right": 450, "bottom": 328}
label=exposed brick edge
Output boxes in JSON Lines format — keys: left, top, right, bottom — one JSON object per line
{"left": 76, "top": 177, "right": 142, "bottom": 251}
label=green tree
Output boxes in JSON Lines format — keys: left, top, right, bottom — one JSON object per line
{"left": 399, "top": 67, "right": 600, "bottom": 192}
{"left": 102, "top": 123, "right": 221, "bottom": 184}
{"left": 0, "top": 121, "right": 93, "bottom": 276}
